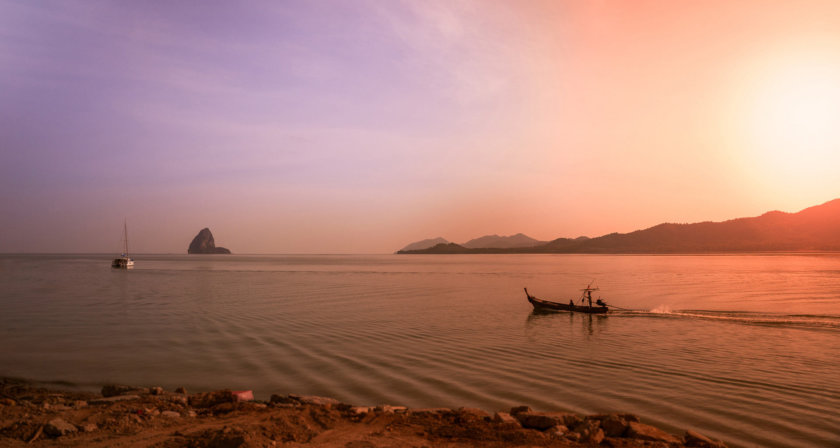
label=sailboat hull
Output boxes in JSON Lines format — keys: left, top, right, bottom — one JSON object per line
{"left": 112, "top": 257, "right": 134, "bottom": 269}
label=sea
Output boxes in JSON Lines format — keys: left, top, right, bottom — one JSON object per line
{"left": 1, "top": 253, "right": 838, "bottom": 447}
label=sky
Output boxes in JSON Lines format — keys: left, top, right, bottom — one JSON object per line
{"left": 2, "top": 1, "right": 840, "bottom": 254}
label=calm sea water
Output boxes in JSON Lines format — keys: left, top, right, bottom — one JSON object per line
{"left": 1, "top": 253, "right": 839, "bottom": 447}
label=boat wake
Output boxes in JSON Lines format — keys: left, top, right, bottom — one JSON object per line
{"left": 612, "top": 308, "right": 840, "bottom": 331}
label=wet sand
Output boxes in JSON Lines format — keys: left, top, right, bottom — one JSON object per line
{"left": 0, "top": 377, "right": 727, "bottom": 447}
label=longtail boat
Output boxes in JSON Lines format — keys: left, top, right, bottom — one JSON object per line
{"left": 524, "top": 285, "right": 608, "bottom": 314}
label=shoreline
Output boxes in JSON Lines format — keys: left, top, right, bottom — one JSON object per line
{"left": 0, "top": 377, "right": 727, "bottom": 447}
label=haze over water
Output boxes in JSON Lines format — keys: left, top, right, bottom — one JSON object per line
{"left": 1, "top": 253, "right": 838, "bottom": 448}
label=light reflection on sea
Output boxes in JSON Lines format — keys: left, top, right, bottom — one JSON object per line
{"left": 1, "top": 253, "right": 839, "bottom": 448}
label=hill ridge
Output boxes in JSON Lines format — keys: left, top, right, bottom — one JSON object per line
{"left": 398, "top": 199, "right": 840, "bottom": 254}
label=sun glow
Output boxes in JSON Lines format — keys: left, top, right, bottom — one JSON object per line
{"left": 745, "top": 60, "right": 840, "bottom": 181}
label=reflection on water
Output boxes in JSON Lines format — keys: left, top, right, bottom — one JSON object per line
{"left": 1, "top": 253, "right": 839, "bottom": 448}
{"left": 525, "top": 310, "right": 608, "bottom": 337}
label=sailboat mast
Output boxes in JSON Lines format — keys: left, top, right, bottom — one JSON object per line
{"left": 124, "top": 220, "right": 129, "bottom": 255}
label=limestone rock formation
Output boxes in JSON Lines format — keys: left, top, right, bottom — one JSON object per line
{"left": 188, "top": 228, "right": 231, "bottom": 254}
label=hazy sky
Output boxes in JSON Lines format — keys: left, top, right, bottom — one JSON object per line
{"left": 3, "top": 1, "right": 840, "bottom": 254}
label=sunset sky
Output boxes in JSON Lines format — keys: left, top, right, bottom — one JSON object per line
{"left": 3, "top": 1, "right": 840, "bottom": 253}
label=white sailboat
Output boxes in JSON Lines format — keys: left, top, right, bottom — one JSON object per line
{"left": 111, "top": 221, "right": 135, "bottom": 269}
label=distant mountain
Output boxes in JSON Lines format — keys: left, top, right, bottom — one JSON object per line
{"left": 188, "top": 228, "right": 231, "bottom": 254}
{"left": 398, "top": 199, "right": 840, "bottom": 254}
{"left": 462, "top": 233, "right": 546, "bottom": 249}
{"left": 400, "top": 237, "right": 450, "bottom": 252}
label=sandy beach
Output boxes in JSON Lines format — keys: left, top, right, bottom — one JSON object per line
{"left": 0, "top": 377, "right": 727, "bottom": 448}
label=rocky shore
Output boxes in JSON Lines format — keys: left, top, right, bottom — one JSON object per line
{"left": 0, "top": 378, "right": 727, "bottom": 447}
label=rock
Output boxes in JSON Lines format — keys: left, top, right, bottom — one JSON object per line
{"left": 588, "top": 428, "right": 605, "bottom": 444}
{"left": 189, "top": 390, "right": 237, "bottom": 408}
{"left": 289, "top": 394, "right": 340, "bottom": 408}
{"left": 515, "top": 411, "right": 569, "bottom": 430}
{"left": 572, "top": 419, "right": 604, "bottom": 444}
{"left": 548, "top": 424, "right": 569, "bottom": 437}
{"left": 102, "top": 384, "right": 146, "bottom": 397}
{"left": 601, "top": 414, "right": 629, "bottom": 437}
{"left": 409, "top": 408, "right": 451, "bottom": 416}
{"left": 150, "top": 386, "right": 164, "bottom": 395}
{"left": 509, "top": 405, "right": 532, "bottom": 416}
{"left": 457, "top": 407, "right": 490, "bottom": 420}
{"left": 561, "top": 414, "right": 583, "bottom": 427}
{"left": 375, "top": 405, "right": 407, "bottom": 414}
{"left": 188, "top": 228, "right": 231, "bottom": 254}
{"left": 269, "top": 394, "right": 296, "bottom": 405}
{"left": 89, "top": 395, "right": 141, "bottom": 404}
{"left": 349, "top": 406, "right": 373, "bottom": 415}
{"left": 492, "top": 412, "right": 520, "bottom": 426}
{"left": 212, "top": 402, "right": 237, "bottom": 414}
{"left": 73, "top": 400, "right": 88, "bottom": 408}
{"left": 0, "top": 398, "right": 15, "bottom": 406}
{"left": 626, "top": 421, "right": 682, "bottom": 444}
{"left": 175, "top": 386, "right": 187, "bottom": 394}
{"left": 44, "top": 418, "right": 77, "bottom": 437}
{"left": 685, "top": 429, "right": 727, "bottom": 448}
{"left": 161, "top": 410, "right": 181, "bottom": 418}
{"left": 231, "top": 390, "right": 254, "bottom": 402}
{"left": 79, "top": 423, "right": 98, "bottom": 432}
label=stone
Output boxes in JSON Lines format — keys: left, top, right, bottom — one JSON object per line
{"left": 269, "top": 394, "right": 296, "bottom": 405}
{"left": 626, "top": 421, "right": 682, "bottom": 444}
{"left": 90, "top": 395, "right": 141, "bottom": 404}
{"left": 685, "top": 429, "right": 727, "bottom": 448}
{"left": 175, "top": 386, "right": 187, "bottom": 394}
{"left": 231, "top": 390, "right": 254, "bottom": 402}
{"left": 457, "top": 407, "right": 490, "bottom": 419}
{"left": 44, "top": 418, "right": 77, "bottom": 437}
{"left": 409, "top": 408, "right": 451, "bottom": 416}
{"left": 375, "top": 405, "right": 408, "bottom": 414}
{"left": 150, "top": 386, "right": 164, "bottom": 395}
{"left": 548, "top": 424, "right": 569, "bottom": 437}
{"left": 0, "top": 398, "right": 16, "bottom": 406}
{"left": 561, "top": 414, "right": 583, "bottom": 428}
{"left": 102, "top": 384, "right": 147, "bottom": 397}
{"left": 188, "top": 228, "right": 231, "bottom": 254}
{"left": 290, "top": 394, "right": 340, "bottom": 407}
{"left": 80, "top": 423, "right": 98, "bottom": 433}
{"left": 73, "top": 400, "right": 88, "bottom": 408}
{"left": 509, "top": 405, "right": 532, "bottom": 416}
{"left": 515, "top": 411, "right": 567, "bottom": 430}
{"left": 161, "top": 410, "right": 181, "bottom": 418}
{"left": 601, "top": 414, "right": 629, "bottom": 437}
{"left": 350, "top": 406, "right": 373, "bottom": 415}
{"left": 571, "top": 419, "right": 603, "bottom": 443}
{"left": 587, "top": 428, "right": 605, "bottom": 444}
{"left": 189, "top": 390, "right": 237, "bottom": 408}
{"left": 492, "top": 412, "right": 520, "bottom": 426}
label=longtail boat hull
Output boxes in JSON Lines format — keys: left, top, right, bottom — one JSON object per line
{"left": 524, "top": 288, "right": 608, "bottom": 314}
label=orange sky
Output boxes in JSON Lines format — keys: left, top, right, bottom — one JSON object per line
{"left": 2, "top": 1, "right": 840, "bottom": 253}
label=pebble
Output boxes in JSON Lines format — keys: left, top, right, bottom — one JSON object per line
{"left": 44, "top": 418, "right": 77, "bottom": 437}
{"left": 492, "top": 412, "right": 520, "bottom": 425}
{"left": 90, "top": 395, "right": 141, "bottom": 404}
